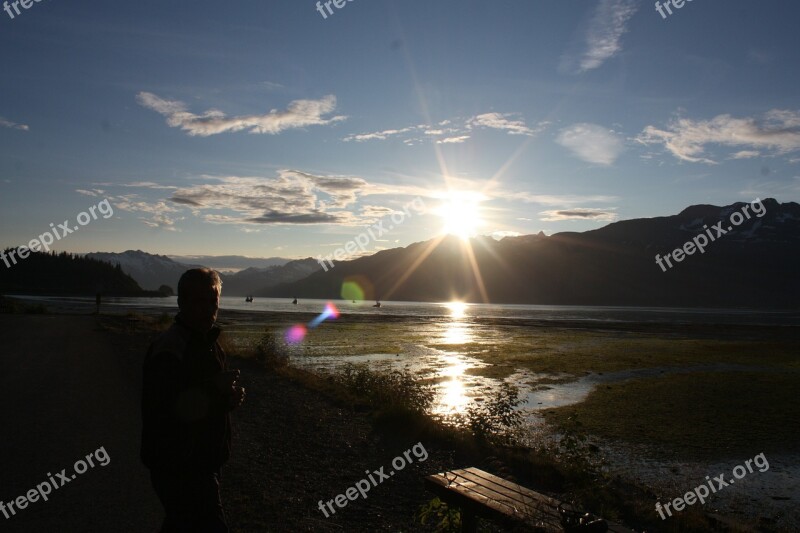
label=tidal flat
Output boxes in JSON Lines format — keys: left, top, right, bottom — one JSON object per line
{"left": 218, "top": 308, "right": 800, "bottom": 529}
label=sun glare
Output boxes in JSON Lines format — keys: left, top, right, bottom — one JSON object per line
{"left": 445, "top": 301, "right": 467, "bottom": 318}
{"left": 435, "top": 193, "right": 483, "bottom": 240}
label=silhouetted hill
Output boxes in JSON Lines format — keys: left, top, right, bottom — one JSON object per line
{"left": 226, "top": 259, "right": 321, "bottom": 296}
{"left": 0, "top": 250, "right": 149, "bottom": 296}
{"left": 87, "top": 250, "right": 320, "bottom": 296}
{"left": 263, "top": 198, "right": 800, "bottom": 308}
{"left": 168, "top": 255, "right": 290, "bottom": 271}
{"left": 87, "top": 250, "right": 201, "bottom": 291}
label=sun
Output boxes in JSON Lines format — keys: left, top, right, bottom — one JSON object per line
{"left": 435, "top": 193, "right": 483, "bottom": 240}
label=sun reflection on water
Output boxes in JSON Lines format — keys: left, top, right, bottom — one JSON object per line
{"left": 442, "top": 322, "right": 471, "bottom": 344}
{"left": 445, "top": 301, "right": 468, "bottom": 318}
{"left": 432, "top": 354, "right": 470, "bottom": 415}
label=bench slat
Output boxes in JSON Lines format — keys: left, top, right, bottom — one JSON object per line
{"left": 426, "top": 468, "right": 639, "bottom": 533}
{"left": 457, "top": 468, "right": 558, "bottom": 511}
{"left": 426, "top": 471, "right": 562, "bottom": 530}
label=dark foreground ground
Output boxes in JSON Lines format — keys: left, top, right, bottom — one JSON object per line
{"left": 0, "top": 314, "right": 458, "bottom": 532}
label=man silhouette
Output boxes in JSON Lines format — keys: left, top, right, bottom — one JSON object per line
{"left": 141, "top": 268, "right": 245, "bottom": 532}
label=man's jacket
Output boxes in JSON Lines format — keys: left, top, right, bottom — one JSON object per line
{"left": 141, "top": 315, "right": 232, "bottom": 474}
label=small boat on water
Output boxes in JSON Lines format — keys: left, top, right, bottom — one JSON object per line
{"left": 245, "top": 296, "right": 253, "bottom": 302}
{"left": 292, "top": 297, "right": 298, "bottom": 305}
{"left": 373, "top": 300, "right": 381, "bottom": 308}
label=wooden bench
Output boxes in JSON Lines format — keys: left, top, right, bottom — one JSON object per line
{"left": 425, "top": 467, "right": 636, "bottom": 532}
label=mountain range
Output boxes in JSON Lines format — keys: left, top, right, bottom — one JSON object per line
{"left": 86, "top": 250, "right": 319, "bottom": 296}
{"left": 261, "top": 198, "right": 799, "bottom": 308}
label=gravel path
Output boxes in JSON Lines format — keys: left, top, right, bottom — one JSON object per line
{"left": 0, "top": 314, "right": 456, "bottom": 532}
{"left": 0, "top": 314, "right": 162, "bottom": 532}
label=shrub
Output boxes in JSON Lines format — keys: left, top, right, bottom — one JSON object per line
{"left": 333, "top": 363, "right": 435, "bottom": 414}
{"left": 457, "top": 382, "right": 527, "bottom": 444}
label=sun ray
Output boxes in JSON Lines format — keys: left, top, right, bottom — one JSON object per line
{"left": 460, "top": 239, "right": 490, "bottom": 304}
{"left": 381, "top": 234, "right": 447, "bottom": 301}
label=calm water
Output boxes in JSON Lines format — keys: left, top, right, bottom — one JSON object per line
{"left": 17, "top": 294, "right": 800, "bottom": 326}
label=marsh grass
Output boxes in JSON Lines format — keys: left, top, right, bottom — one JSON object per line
{"left": 547, "top": 371, "right": 800, "bottom": 460}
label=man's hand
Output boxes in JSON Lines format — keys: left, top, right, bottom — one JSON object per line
{"left": 211, "top": 370, "right": 246, "bottom": 410}
{"left": 229, "top": 385, "right": 246, "bottom": 410}
{"left": 212, "top": 370, "right": 240, "bottom": 392}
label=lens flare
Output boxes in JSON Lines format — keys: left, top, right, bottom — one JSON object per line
{"left": 286, "top": 302, "right": 340, "bottom": 343}
{"left": 310, "top": 302, "right": 340, "bottom": 328}
{"left": 341, "top": 280, "right": 365, "bottom": 301}
{"left": 285, "top": 324, "right": 307, "bottom": 344}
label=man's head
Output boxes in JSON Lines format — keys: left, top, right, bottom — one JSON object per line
{"left": 177, "top": 268, "right": 222, "bottom": 332}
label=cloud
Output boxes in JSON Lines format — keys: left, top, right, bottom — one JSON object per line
{"left": 94, "top": 181, "right": 179, "bottom": 190}
{"left": 343, "top": 127, "right": 417, "bottom": 142}
{"left": 567, "top": 0, "right": 638, "bottom": 73}
{"left": 637, "top": 109, "right": 800, "bottom": 163}
{"left": 503, "top": 192, "right": 618, "bottom": 206}
{"left": 491, "top": 230, "right": 522, "bottom": 239}
{"left": 76, "top": 189, "right": 105, "bottom": 197}
{"left": 731, "top": 150, "right": 761, "bottom": 160}
{"left": 107, "top": 195, "right": 183, "bottom": 230}
{"left": 343, "top": 113, "right": 546, "bottom": 144}
{"left": 0, "top": 117, "right": 29, "bottom": 131}
{"left": 165, "top": 170, "right": 427, "bottom": 227}
{"left": 556, "top": 123, "right": 624, "bottom": 165}
{"left": 437, "top": 135, "right": 470, "bottom": 144}
{"left": 141, "top": 214, "right": 180, "bottom": 231}
{"left": 136, "top": 92, "right": 346, "bottom": 136}
{"left": 468, "top": 113, "right": 546, "bottom": 136}
{"left": 539, "top": 208, "right": 618, "bottom": 221}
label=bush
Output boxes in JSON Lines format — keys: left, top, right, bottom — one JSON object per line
{"left": 456, "top": 382, "right": 527, "bottom": 444}
{"left": 417, "top": 497, "right": 461, "bottom": 532}
{"left": 333, "top": 363, "right": 435, "bottom": 414}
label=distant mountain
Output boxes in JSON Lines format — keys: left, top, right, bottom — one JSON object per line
{"left": 0, "top": 250, "right": 147, "bottom": 296}
{"left": 87, "top": 250, "right": 320, "bottom": 296}
{"left": 87, "top": 250, "right": 200, "bottom": 291}
{"left": 263, "top": 198, "right": 800, "bottom": 308}
{"left": 222, "top": 259, "right": 321, "bottom": 296}
{"left": 168, "top": 255, "right": 290, "bottom": 272}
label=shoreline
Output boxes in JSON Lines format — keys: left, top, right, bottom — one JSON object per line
{"left": 3, "top": 298, "right": 798, "bottom": 530}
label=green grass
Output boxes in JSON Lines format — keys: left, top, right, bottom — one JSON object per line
{"left": 546, "top": 371, "right": 800, "bottom": 460}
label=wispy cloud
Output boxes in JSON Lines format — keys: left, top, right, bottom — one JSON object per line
{"left": 563, "top": 0, "right": 638, "bottom": 73}
{"left": 467, "top": 113, "right": 547, "bottom": 136}
{"left": 343, "top": 127, "right": 418, "bottom": 142}
{"left": 540, "top": 208, "right": 618, "bottom": 221}
{"left": 136, "top": 92, "right": 346, "bottom": 137}
{"left": 76, "top": 189, "right": 105, "bottom": 197}
{"left": 556, "top": 123, "right": 624, "bottom": 165}
{"left": 343, "top": 113, "right": 546, "bottom": 144}
{"left": 503, "top": 192, "right": 618, "bottom": 206}
{"left": 437, "top": 135, "right": 470, "bottom": 144}
{"left": 0, "top": 117, "right": 29, "bottom": 131}
{"left": 637, "top": 109, "right": 800, "bottom": 164}
{"left": 112, "top": 195, "right": 183, "bottom": 230}
{"left": 166, "top": 170, "right": 426, "bottom": 226}
{"left": 731, "top": 150, "right": 761, "bottom": 160}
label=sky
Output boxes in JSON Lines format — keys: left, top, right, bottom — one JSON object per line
{"left": 1, "top": 0, "right": 799, "bottom": 261}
